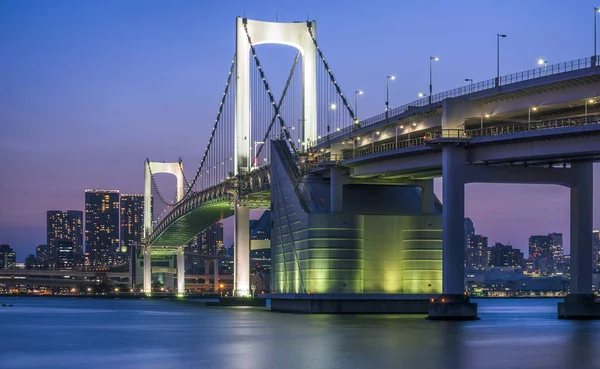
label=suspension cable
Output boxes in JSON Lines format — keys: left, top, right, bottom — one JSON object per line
{"left": 306, "top": 24, "right": 359, "bottom": 128}
{"left": 254, "top": 51, "right": 300, "bottom": 160}
{"left": 149, "top": 54, "right": 236, "bottom": 206}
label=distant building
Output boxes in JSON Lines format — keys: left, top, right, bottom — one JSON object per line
{"left": 85, "top": 190, "right": 120, "bottom": 266}
{"left": 593, "top": 230, "right": 600, "bottom": 270}
{"left": 47, "top": 210, "right": 83, "bottom": 267}
{"left": 488, "top": 242, "right": 524, "bottom": 268}
{"left": 0, "top": 244, "right": 16, "bottom": 269}
{"left": 466, "top": 235, "right": 488, "bottom": 271}
{"left": 36, "top": 244, "right": 49, "bottom": 265}
{"left": 549, "top": 232, "right": 563, "bottom": 272}
{"left": 120, "top": 194, "right": 145, "bottom": 261}
{"left": 57, "top": 240, "right": 75, "bottom": 271}
{"left": 529, "top": 235, "right": 554, "bottom": 275}
{"left": 250, "top": 211, "right": 271, "bottom": 240}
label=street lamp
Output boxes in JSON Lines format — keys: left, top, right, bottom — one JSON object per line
{"left": 328, "top": 103, "right": 336, "bottom": 138}
{"left": 465, "top": 78, "right": 473, "bottom": 93}
{"left": 585, "top": 98, "right": 596, "bottom": 122}
{"left": 429, "top": 56, "right": 439, "bottom": 104}
{"left": 537, "top": 59, "right": 547, "bottom": 74}
{"left": 354, "top": 90, "right": 363, "bottom": 120}
{"left": 595, "top": 7, "right": 600, "bottom": 60}
{"left": 497, "top": 34, "right": 507, "bottom": 86}
{"left": 418, "top": 92, "right": 427, "bottom": 98}
{"left": 528, "top": 106, "right": 538, "bottom": 130}
{"left": 386, "top": 75, "right": 395, "bottom": 122}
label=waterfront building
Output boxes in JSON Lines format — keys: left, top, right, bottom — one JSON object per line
{"left": 85, "top": 190, "right": 120, "bottom": 266}
{"left": 120, "top": 194, "right": 145, "bottom": 260}
{"left": 466, "top": 235, "right": 488, "bottom": 271}
{"left": 35, "top": 244, "right": 49, "bottom": 265}
{"left": 47, "top": 210, "right": 83, "bottom": 267}
{"left": 549, "top": 232, "right": 564, "bottom": 273}
{"left": 57, "top": 240, "right": 75, "bottom": 270}
{"left": 488, "top": 242, "right": 524, "bottom": 268}
{"left": 0, "top": 244, "right": 16, "bottom": 269}
{"left": 529, "top": 235, "right": 554, "bottom": 275}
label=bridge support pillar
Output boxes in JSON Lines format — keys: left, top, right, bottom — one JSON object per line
{"left": 177, "top": 248, "right": 185, "bottom": 297}
{"left": 214, "top": 258, "right": 220, "bottom": 292}
{"left": 234, "top": 200, "right": 250, "bottom": 297}
{"left": 429, "top": 145, "right": 478, "bottom": 320}
{"left": 330, "top": 167, "right": 346, "bottom": 212}
{"left": 559, "top": 162, "right": 599, "bottom": 318}
{"left": 144, "top": 246, "right": 152, "bottom": 296}
{"left": 204, "top": 259, "right": 211, "bottom": 290}
{"left": 420, "top": 179, "right": 435, "bottom": 214}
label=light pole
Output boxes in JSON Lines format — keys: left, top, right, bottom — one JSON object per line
{"left": 497, "top": 34, "right": 507, "bottom": 86}
{"left": 429, "top": 56, "right": 439, "bottom": 104}
{"left": 537, "top": 59, "right": 547, "bottom": 75}
{"left": 528, "top": 106, "right": 537, "bottom": 130}
{"left": 585, "top": 98, "right": 595, "bottom": 123}
{"left": 354, "top": 90, "right": 363, "bottom": 120}
{"left": 595, "top": 7, "right": 600, "bottom": 60}
{"left": 465, "top": 78, "right": 473, "bottom": 93}
{"left": 386, "top": 75, "right": 395, "bottom": 122}
{"left": 328, "top": 103, "right": 336, "bottom": 139}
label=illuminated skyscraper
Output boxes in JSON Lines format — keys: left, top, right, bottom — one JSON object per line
{"left": 466, "top": 235, "right": 488, "bottom": 270}
{"left": 85, "top": 190, "right": 120, "bottom": 266}
{"left": 120, "top": 194, "right": 146, "bottom": 256}
{"left": 549, "top": 232, "right": 563, "bottom": 272}
{"left": 57, "top": 240, "right": 75, "bottom": 271}
{"left": 528, "top": 235, "right": 553, "bottom": 275}
{"left": 0, "top": 244, "right": 16, "bottom": 269}
{"left": 47, "top": 210, "right": 83, "bottom": 267}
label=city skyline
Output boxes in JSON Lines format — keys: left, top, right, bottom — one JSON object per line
{"left": 1, "top": 0, "right": 600, "bottom": 258}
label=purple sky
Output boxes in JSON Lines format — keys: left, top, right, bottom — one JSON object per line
{"left": 1, "top": 0, "right": 598, "bottom": 260}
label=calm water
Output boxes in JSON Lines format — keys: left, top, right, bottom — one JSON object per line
{"left": 1, "top": 297, "right": 599, "bottom": 369}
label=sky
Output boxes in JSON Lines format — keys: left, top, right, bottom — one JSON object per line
{"left": 0, "top": 0, "right": 599, "bottom": 260}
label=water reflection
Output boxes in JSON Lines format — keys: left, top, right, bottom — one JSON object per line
{"left": 1, "top": 298, "right": 600, "bottom": 369}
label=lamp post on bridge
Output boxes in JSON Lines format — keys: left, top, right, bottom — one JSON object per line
{"left": 429, "top": 56, "right": 439, "bottom": 105}
{"left": 585, "top": 98, "right": 596, "bottom": 123}
{"left": 537, "top": 59, "right": 547, "bottom": 75}
{"left": 528, "top": 106, "right": 537, "bottom": 130}
{"left": 595, "top": 7, "right": 600, "bottom": 61}
{"left": 497, "top": 34, "right": 507, "bottom": 87}
{"left": 354, "top": 90, "right": 363, "bottom": 121}
{"left": 465, "top": 78, "right": 473, "bottom": 93}
{"left": 386, "top": 75, "right": 395, "bottom": 123}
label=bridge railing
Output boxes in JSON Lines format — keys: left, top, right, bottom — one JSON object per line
{"left": 317, "top": 55, "right": 597, "bottom": 146}
{"left": 342, "top": 114, "right": 600, "bottom": 161}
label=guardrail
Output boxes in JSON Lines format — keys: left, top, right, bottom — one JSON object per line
{"left": 342, "top": 114, "right": 600, "bottom": 161}
{"left": 316, "top": 55, "right": 598, "bottom": 146}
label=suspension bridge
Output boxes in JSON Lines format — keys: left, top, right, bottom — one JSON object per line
{"left": 142, "top": 17, "right": 600, "bottom": 319}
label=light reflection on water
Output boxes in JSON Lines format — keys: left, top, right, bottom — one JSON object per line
{"left": 1, "top": 297, "right": 599, "bottom": 369}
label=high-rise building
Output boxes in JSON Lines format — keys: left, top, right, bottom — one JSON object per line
{"left": 47, "top": 210, "right": 83, "bottom": 267}
{"left": 488, "top": 242, "right": 524, "bottom": 268}
{"left": 35, "top": 244, "right": 49, "bottom": 264}
{"left": 120, "top": 194, "right": 145, "bottom": 258}
{"left": 549, "top": 232, "right": 563, "bottom": 272}
{"left": 466, "top": 235, "right": 488, "bottom": 270}
{"left": 205, "top": 223, "right": 224, "bottom": 256}
{"left": 593, "top": 230, "right": 600, "bottom": 269}
{"left": 529, "top": 235, "right": 553, "bottom": 275}
{"left": 250, "top": 211, "right": 271, "bottom": 240}
{"left": 0, "top": 244, "right": 16, "bottom": 269}
{"left": 57, "top": 240, "right": 75, "bottom": 271}
{"left": 85, "top": 190, "right": 120, "bottom": 266}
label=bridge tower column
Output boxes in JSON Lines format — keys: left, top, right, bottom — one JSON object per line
{"left": 559, "top": 162, "right": 599, "bottom": 318}
{"left": 420, "top": 179, "right": 435, "bottom": 214}
{"left": 143, "top": 246, "right": 152, "bottom": 295}
{"left": 428, "top": 145, "right": 478, "bottom": 320}
{"left": 234, "top": 198, "right": 250, "bottom": 297}
{"left": 214, "top": 258, "right": 220, "bottom": 292}
{"left": 177, "top": 247, "right": 185, "bottom": 297}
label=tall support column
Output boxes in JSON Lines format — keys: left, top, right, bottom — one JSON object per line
{"left": 421, "top": 179, "right": 435, "bottom": 214}
{"left": 214, "top": 258, "right": 220, "bottom": 292}
{"left": 330, "top": 167, "right": 345, "bottom": 212}
{"left": 569, "top": 162, "right": 594, "bottom": 294}
{"left": 144, "top": 246, "right": 152, "bottom": 295}
{"left": 441, "top": 146, "right": 466, "bottom": 295}
{"left": 234, "top": 199, "right": 250, "bottom": 296}
{"left": 204, "top": 259, "right": 211, "bottom": 290}
{"left": 143, "top": 162, "right": 153, "bottom": 239}
{"left": 177, "top": 247, "right": 185, "bottom": 297}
